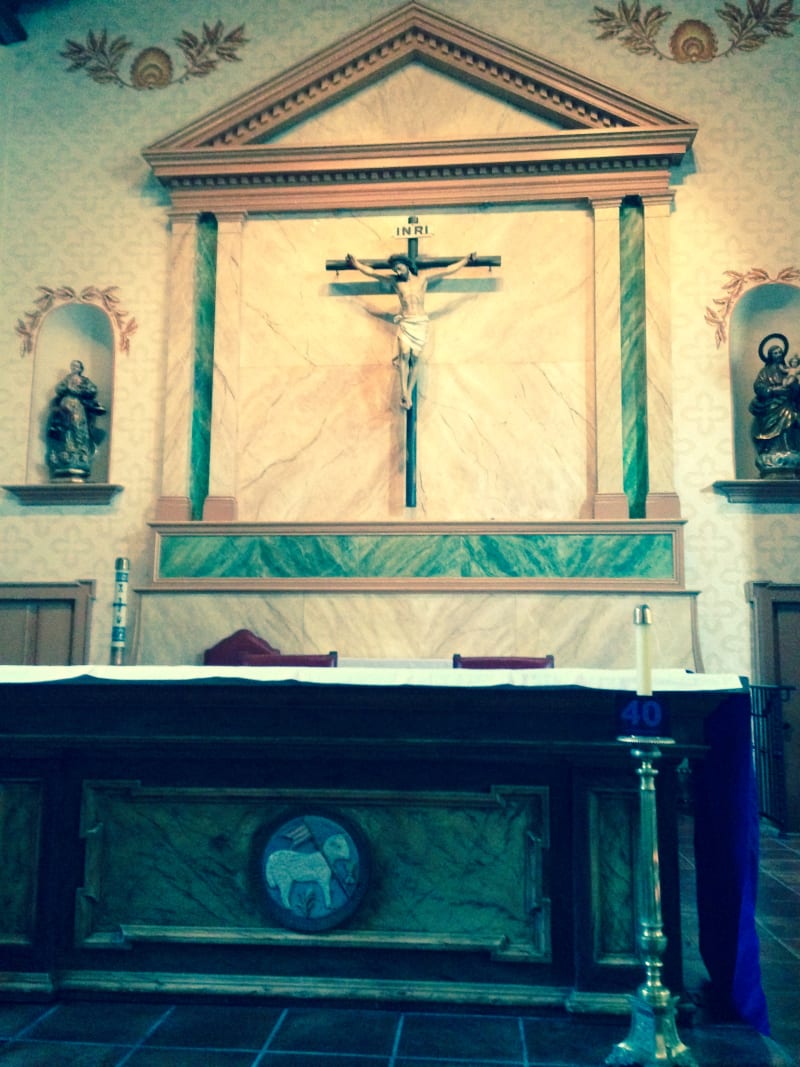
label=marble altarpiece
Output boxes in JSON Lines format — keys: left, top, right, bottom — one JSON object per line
{"left": 139, "top": 1, "right": 699, "bottom": 670}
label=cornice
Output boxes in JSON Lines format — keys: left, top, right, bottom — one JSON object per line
{"left": 146, "top": 131, "right": 691, "bottom": 212}
{"left": 146, "top": 127, "right": 694, "bottom": 178}
{"left": 158, "top": 168, "right": 677, "bottom": 214}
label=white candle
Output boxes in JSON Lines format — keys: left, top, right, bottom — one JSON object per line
{"left": 634, "top": 604, "right": 653, "bottom": 696}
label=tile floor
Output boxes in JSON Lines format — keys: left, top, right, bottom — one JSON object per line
{"left": 0, "top": 817, "right": 797, "bottom": 1067}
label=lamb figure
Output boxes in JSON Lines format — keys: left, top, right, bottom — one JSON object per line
{"left": 266, "top": 832, "right": 351, "bottom": 912}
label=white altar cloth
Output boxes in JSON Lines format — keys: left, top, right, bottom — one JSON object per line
{"left": 0, "top": 665, "right": 745, "bottom": 692}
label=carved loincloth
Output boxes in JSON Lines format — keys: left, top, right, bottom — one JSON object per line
{"left": 394, "top": 313, "right": 430, "bottom": 354}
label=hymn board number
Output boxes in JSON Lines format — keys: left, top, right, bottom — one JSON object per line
{"left": 326, "top": 217, "right": 500, "bottom": 507}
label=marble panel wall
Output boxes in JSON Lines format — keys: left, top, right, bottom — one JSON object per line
{"left": 237, "top": 206, "right": 593, "bottom": 522}
{"left": 135, "top": 588, "right": 699, "bottom": 668}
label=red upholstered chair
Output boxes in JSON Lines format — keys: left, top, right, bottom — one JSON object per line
{"left": 241, "top": 651, "right": 338, "bottom": 667}
{"left": 203, "top": 629, "right": 337, "bottom": 667}
{"left": 452, "top": 654, "right": 554, "bottom": 669}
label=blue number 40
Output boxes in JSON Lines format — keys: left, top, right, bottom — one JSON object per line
{"left": 619, "top": 697, "right": 663, "bottom": 730}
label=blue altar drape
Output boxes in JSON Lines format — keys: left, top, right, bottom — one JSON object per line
{"left": 693, "top": 692, "right": 770, "bottom": 1035}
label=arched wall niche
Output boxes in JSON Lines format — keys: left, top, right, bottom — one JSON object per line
{"left": 729, "top": 283, "right": 800, "bottom": 480}
{"left": 4, "top": 285, "right": 136, "bottom": 505}
{"left": 27, "top": 303, "right": 114, "bottom": 483}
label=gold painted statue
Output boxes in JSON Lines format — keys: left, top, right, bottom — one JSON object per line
{"left": 46, "top": 360, "right": 107, "bottom": 481}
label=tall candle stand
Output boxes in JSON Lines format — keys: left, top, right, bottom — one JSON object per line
{"left": 606, "top": 737, "right": 697, "bottom": 1066}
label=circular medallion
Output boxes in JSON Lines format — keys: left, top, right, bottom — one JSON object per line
{"left": 258, "top": 810, "right": 370, "bottom": 932}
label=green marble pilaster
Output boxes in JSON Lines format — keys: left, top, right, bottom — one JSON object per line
{"left": 591, "top": 198, "right": 627, "bottom": 518}
{"left": 643, "top": 195, "right": 679, "bottom": 517}
{"left": 191, "top": 214, "right": 217, "bottom": 521}
{"left": 620, "top": 198, "right": 648, "bottom": 519}
{"left": 204, "top": 212, "right": 245, "bottom": 520}
{"left": 157, "top": 212, "right": 200, "bottom": 520}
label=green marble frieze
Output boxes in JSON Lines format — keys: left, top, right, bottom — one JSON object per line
{"left": 153, "top": 524, "right": 682, "bottom": 587}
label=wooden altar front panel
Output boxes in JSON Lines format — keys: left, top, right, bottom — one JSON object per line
{"left": 0, "top": 670, "right": 733, "bottom": 1009}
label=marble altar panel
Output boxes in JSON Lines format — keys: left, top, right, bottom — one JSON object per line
{"left": 0, "top": 780, "right": 42, "bottom": 946}
{"left": 135, "top": 589, "right": 699, "bottom": 669}
{"left": 301, "top": 591, "right": 517, "bottom": 663}
{"left": 79, "top": 781, "right": 548, "bottom": 960}
{"left": 590, "top": 790, "right": 637, "bottom": 963}
{"left": 134, "top": 591, "right": 308, "bottom": 666}
{"left": 513, "top": 592, "right": 699, "bottom": 672}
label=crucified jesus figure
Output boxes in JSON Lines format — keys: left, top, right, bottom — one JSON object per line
{"left": 345, "top": 251, "right": 476, "bottom": 409}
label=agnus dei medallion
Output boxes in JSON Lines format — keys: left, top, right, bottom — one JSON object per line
{"left": 257, "top": 810, "right": 370, "bottom": 932}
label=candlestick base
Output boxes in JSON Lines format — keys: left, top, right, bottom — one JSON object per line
{"left": 606, "top": 992, "right": 697, "bottom": 1065}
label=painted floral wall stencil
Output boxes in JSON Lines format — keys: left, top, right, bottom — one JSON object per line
{"left": 16, "top": 286, "right": 137, "bottom": 356}
{"left": 591, "top": 0, "right": 797, "bottom": 61}
{"left": 705, "top": 268, "right": 800, "bottom": 346}
{"left": 61, "top": 21, "right": 248, "bottom": 89}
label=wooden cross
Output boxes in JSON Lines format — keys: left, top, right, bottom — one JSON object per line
{"left": 327, "top": 217, "right": 500, "bottom": 507}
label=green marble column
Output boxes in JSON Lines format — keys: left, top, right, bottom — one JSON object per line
{"left": 191, "top": 213, "right": 217, "bottom": 521}
{"left": 620, "top": 198, "right": 648, "bottom": 519}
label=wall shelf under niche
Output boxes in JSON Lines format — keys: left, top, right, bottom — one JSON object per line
{"left": 713, "top": 480, "right": 800, "bottom": 504}
{"left": 3, "top": 484, "right": 123, "bottom": 506}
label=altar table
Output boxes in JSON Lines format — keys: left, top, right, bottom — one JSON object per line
{"left": 0, "top": 666, "right": 765, "bottom": 1029}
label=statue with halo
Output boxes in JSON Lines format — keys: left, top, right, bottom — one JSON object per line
{"left": 749, "top": 332, "right": 800, "bottom": 478}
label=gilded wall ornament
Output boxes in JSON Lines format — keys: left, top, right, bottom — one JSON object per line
{"left": 16, "top": 285, "right": 137, "bottom": 356}
{"left": 705, "top": 268, "right": 800, "bottom": 347}
{"left": 591, "top": 1, "right": 798, "bottom": 62}
{"left": 60, "top": 22, "right": 248, "bottom": 89}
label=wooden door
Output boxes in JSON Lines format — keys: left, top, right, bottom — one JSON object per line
{"left": 0, "top": 582, "right": 93, "bottom": 665}
{"left": 749, "top": 583, "right": 800, "bottom": 833}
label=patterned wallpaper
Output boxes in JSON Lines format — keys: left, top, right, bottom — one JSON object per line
{"left": 1, "top": 0, "right": 798, "bottom": 670}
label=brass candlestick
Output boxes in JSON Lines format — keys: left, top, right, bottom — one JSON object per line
{"left": 607, "top": 740, "right": 697, "bottom": 1066}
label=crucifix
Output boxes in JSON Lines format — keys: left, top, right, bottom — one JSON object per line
{"left": 326, "top": 217, "right": 500, "bottom": 507}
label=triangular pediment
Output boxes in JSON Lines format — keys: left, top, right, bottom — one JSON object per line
{"left": 268, "top": 63, "right": 564, "bottom": 149}
{"left": 144, "top": 1, "right": 696, "bottom": 212}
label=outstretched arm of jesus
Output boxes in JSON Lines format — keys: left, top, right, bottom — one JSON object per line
{"left": 425, "top": 252, "right": 476, "bottom": 282}
{"left": 345, "top": 254, "right": 389, "bottom": 281}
